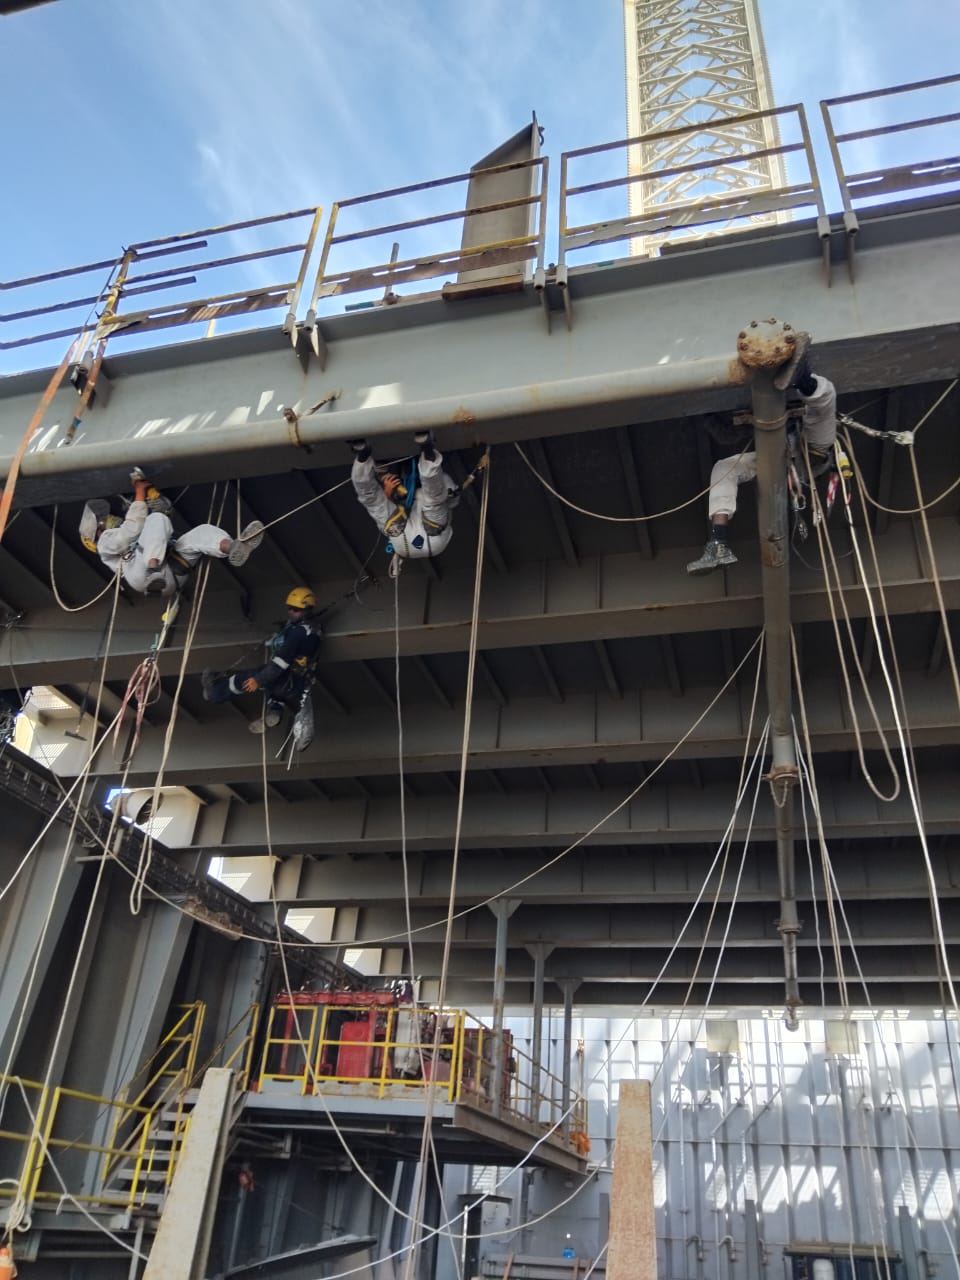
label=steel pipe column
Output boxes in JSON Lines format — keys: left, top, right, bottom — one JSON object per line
{"left": 555, "top": 978, "right": 581, "bottom": 1139}
{"left": 741, "top": 318, "right": 802, "bottom": 1028}
{"left": 489, "top": 899, "right": 519, "bottom": 1112}
{"left": 527, "top": 943, "right": 554, "bottom": 1124}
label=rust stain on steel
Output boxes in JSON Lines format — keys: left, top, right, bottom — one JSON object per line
{"left": 737, "top": 317, "right": 796, "bottom": 369}
{"left": 727, "top": 356, "right": 752, "bottom": 384}
{"left": 761, "top": 534, "right": 786, "bottom": 568}
{"left": 451, "top": 406, "right": 477, "bottom": 425}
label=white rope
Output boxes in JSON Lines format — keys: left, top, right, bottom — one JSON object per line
{"left": 802, "top": 441, "right": 901, "bottom": 802}
{"left": 404, "top": 450, "right": 492, "bottom": 1280}
{"left": 391, "top": 569, "right": 463, "bottom": 1280}
{"left": 49, "top": 504, "right": 121, "bottom": 612}
{"left": 828, "top": 447, "right": 960, "bottom": 1012}
{"left": 514, "top": 440, "right": 754, "bottom": 523}
{"left": 792, "top": 730, "right": 960, "bottom": 1277}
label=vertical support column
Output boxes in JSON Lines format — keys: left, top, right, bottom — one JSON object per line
{"left": 744, "top": 1198, "right": 762, "bottom": 1280}
{"left": 420, "top": 1162, "right": 443, "bottom": 1280}
{"left": 555, "top": 978, "right": 580, "bottom": 1138}
{"left": 739, "top": 317, "right": 802, "bottom": 1030}
{"left": 489, "top": 899, "right": 519, "bottom": 1113}
{"left": 0, "top": 826, "right": 85, "bottom": 1067}
{"left": 606, "top": 1080, "right": 657, "bottom": 1280}
{"left": 526, "top": 943, "right": 554, "bottom": 1123}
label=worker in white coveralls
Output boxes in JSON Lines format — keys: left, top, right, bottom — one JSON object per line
{"left": 347, "top": 431, "right": 461, "bottom": 571}
{"left": 79, "top": 469, "right": 264, "bottom": 597}
{"left": 687, "top": 340, "right": 837, "bottom": 575}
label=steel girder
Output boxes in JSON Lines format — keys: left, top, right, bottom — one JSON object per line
{"left": 193, "top": 771, "right": 960, "bottom": 854}
{"left": 274, "top": 847, "right": 960, "bottom": 913}
{"left": 1, "top": 203, "right": 958, "bottom": 505}
{"left": 3, "top": 516, "right": 958, "bottom": 689}
{"left": 82, "top": 666, "right": 960, "bottom": 787}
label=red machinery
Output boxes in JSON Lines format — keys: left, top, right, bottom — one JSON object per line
{"left": 264, "top": 988, "right": 514, "bottom": 1102}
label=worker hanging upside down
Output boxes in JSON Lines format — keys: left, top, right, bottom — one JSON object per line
{"left": 348, "top": 431, "right": 462, "bottom": 572}
{"left": 202, "top": 587, "right": 321, "bottom": 734}
{"left": 79, "top": 469, "right": 264, "bottom": 597}
{"left": 687, "top": 339, "right": 837, "bottom": 575}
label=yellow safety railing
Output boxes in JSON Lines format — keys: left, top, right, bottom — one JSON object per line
{"left": 0, "top": 1001, "right": 261, "bottom": 1219}
{"left": 256, "top": 1002, "right": 587, "bottom": 1152}
{"left": 103, "top": 1002, "right": 204, "bottom": 1183}
{"left": 189, "top": 1002, "right": 260, "bottom": 1094}
{"left": 0, "top": 1074, "right": 166, "bottom": 1212}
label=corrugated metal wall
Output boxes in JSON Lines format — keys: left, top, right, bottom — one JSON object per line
{"left": 463, "top": 1011, "right": 960, "bottom": 1280}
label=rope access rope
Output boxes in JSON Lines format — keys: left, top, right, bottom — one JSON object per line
{"left": 391, "top": 570, "right": 463, "bottom": 1280}
{"left": 792, "top": 721, "right": 958, "bottom": 1279}
{"left": 647, "top": 637, "right": 767, "bottom": 1096}
{"left": 1, "top": 581, "right": 127, "bottom": 1240}
{"left": 842, "top": 379, "right": 959, "bottom": 516}
{"left": 94, "top": 630, "right": 769, "bottom": 956}
{"left": 801, "top": 441, "right": 901, "bottom": 802}
{"left": 49, "top": 503, "right": 122, "bottom": 612}
{"left": 128, "top": 480, "right": 229, "bottom": 914}
{"left": 513, "top": 440, "right": 755, "bottom": 523}
{"left": 403, "top": 449, "right": 492, "bottom": 1280}
{"left": 830, "top": 452, "right": 960, "bottom": 1014}
{"left": 83, "top": 640, "right": 777, "bottom": 1273}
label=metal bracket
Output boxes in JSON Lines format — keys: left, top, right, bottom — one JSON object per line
{"left": 289, "top": 311, "right": 328, "bottom": 373}
{"left": 843, "top": 210, "right": 860, "bottom": 284}
{"left": 68, "top": 353, "right": 113, "bottom": 409}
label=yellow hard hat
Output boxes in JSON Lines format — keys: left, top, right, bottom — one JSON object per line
{"left": 286, "top": 587, "right": 317, "bottom": 610}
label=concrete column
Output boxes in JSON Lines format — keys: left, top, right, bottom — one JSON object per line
{"left": 489, "top": 899, "right": 518, "bottom": 1112}
{"left": 555, "top": 978, "right": 580, "bottom": 1138}
{"left": 606, "top": 1080, "right": 657, "bottom": 1280}
{"left": 526, "top": 943, "right": 553, "bottom": 1123}
{"left": 143, "top": 1067, "right": 235, "bottom": 1280}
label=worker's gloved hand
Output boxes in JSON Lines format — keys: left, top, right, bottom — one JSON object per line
{"left": 773, "top": 331, "right": 813, "bottom": 393}
{"left": 242, "top": 677, "right": 260, "bottom": 694}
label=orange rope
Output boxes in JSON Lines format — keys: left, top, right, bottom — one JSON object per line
{"left": 0, "top": 337, "right": 80, "bottom": 544}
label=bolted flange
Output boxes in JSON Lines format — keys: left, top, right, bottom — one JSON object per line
{"left": 736, "top": 317, "right": 797, "bottom": 369}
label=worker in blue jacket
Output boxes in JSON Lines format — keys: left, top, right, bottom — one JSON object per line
{"left": 202, "top": 587, "right": 321, "bottom": 733}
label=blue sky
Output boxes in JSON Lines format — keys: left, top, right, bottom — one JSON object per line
{"left": 1, "top": 0, "right": 956, "bottom": 348}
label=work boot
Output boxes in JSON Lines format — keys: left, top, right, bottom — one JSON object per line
{"left": 201, "top": 668, "right": 217, "bottom": 702}
{"left": 228, "top": 521, "right": 265, "bottom": 567}
{"left": 686, "top": 539, "right": 738, "bottom": 575}
{"left": 249, "top": 704, "right": 282, "bottom": 734}
{"left": 415, "top": 429, "right": 437, "bottom": 461}
{"left": 144, "top": 564, "right": 168, "bottom": 594}
{"left": 348, "top": 438, "right": 372, "bottom": 461}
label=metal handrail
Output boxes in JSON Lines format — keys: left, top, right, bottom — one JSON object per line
{"left": 103, "top": 1002, "right": 204, "bottom": 1181}
{"left": 306, "top": 155, "right": 548, "bottom": 310}
{"left": 188, "top": 1002, "right": 260, "bottom": 1092}
{"left": 0, "top": 1074, "right": 162, "bottom": 1212}
{"left": 558, "top": 102, "right": 827, "bottom": 267}
{"left": 1, "top": 206, "right": 323, "bottom": 355}
{"left": 256, "top": 1002, "right": 583, "bottom": 1146}
{"left": 821, "top": 72, "right": 960, "bottom": 213}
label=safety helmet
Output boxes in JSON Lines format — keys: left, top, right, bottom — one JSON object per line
{"left": 286, "top": 587, "right": 317, "bottom": 611}
{"left": 79, "top": 499, "right": 114, "bottom": 552}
